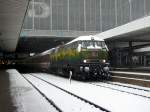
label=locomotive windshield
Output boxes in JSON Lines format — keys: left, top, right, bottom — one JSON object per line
{"left": 79, "top": 41, "right": 106, "bottom": 50}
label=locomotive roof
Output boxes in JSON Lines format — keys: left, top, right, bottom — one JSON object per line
{"left": 66, "top": 35, "right": 104, "bottom": 45}
{"left": 40, "top": 48, "right": 55, "bottom": 56}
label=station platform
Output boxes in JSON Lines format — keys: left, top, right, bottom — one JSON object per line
{"left": 110, "top": 70, "right": 150, "bottom": 87}
{"left": 0, "top": 69, "right": 57, "bottom": 112}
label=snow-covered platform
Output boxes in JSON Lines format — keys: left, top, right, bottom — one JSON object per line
{"left": 0, "top": 69, "right": 57, "bottom": 112}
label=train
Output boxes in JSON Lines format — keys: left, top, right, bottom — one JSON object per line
{"left": 16, "top": 35, "right": 111, "bottom": 80}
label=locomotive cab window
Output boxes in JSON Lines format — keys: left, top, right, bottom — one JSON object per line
{"left": 79, "top": 40, "right": 105, "bottom": 49}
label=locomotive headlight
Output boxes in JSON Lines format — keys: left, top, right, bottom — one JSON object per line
{"left": 103, "top": 66, "right": 109, "bottom": 72}
{"left": 83, "top": 59, "right": 87, "bottom": 63}
{"left": 102, "top": 59, "right": 106, "bottom": 63}
{"left": 84, "top": 67, "right": 90, "bottom": 72}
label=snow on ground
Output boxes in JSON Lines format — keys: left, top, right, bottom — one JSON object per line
{"left": 7, "top": 69, "right": 58, "bottom": 112}
{"left": 25, "top": 74, "right": 103, "bottom": 112}
{"left": 31, "top": 73, "right": 150, "bottom": 112}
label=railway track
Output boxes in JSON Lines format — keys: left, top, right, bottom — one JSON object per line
{"left": 22, "top": 74, "right": 110, "bottom": 112}
{"left": 28, "top": 72, "right": 150, "bottom": 99}
{"left": 110, "top": 71, "right": 150, "bottom": 87}
{"left": 90, "top": 82, "right": 150, "bottom": 99}
{"left": 104, "top": 81, "right": 150, "bottom": 92}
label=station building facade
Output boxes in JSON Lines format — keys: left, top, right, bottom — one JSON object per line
{"left": 23, "top": 0, "right": 150, "bottom": 35}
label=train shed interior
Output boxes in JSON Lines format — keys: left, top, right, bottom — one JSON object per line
{"left": 0, "top": 1, "right": 150, "bottom": 112}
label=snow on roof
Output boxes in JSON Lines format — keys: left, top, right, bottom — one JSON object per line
{"left": 66, "top": 35, "right": 104, "bottom": 45}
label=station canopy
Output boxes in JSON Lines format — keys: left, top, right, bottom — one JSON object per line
{"left": 95, "top": 16, "right": 150, "bottom": 42}
{"left": 0, "top": 0, "right": 29, "bottom": 52}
